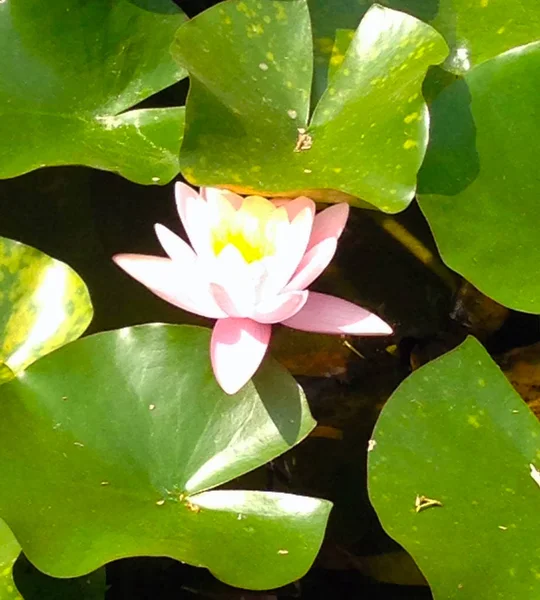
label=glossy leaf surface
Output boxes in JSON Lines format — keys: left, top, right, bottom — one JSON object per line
{"left": 0, "top": 0, "right": 186, "bottom": 184}
{"left": 0, "top": 325, "right": 330, "bottom": 590}
{"left": 369, "top": 337, "right": 540, "bottom": 599}
{"left": 174, "top": 1, "right": 447, "bottom": 211}
{"left": 308, "top": 0, "right": 540, "bottom": 77}
{"left": 0, "top": 237, "right": 92, "bottom": 375}
{"left": 430, "top": 0, "right": 540, "bottom": 73}
{"left": 418, "top": 42, "right": 540, "bottom": 313}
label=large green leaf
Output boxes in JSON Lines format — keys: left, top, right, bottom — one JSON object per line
{"left": 0, "top": 237, "right": 92, "bottom": 375}
{"left": 0, "top": 324, "right": 330, "bottom": 590}
{"left": 309, "top": 0, "right": 439, "bottom": 103}
{"left": 173, "top": 1, "right": 447, "bottom": 212}
{"left": 308, "top": 0, "right": 540, "bottom": 80}
{"left": 369, "top": 337, "right": 540, "bottom": 599}
{"left": 0, "top": 0, "right": 186, "bottom": 184}
{"left": 430, "top": 0, "right": 540, "bottom": 74}
{"left": 418, "top": 42, "right": 540, "bottom": 313}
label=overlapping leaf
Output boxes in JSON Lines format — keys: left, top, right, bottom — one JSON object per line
{"left": 173, "top": 0, "right": 447, "bottom": 212}
{"left": 0, "top": 324, "right": 330, "bottom": 590}
{"left": 0, "top": 0, "right": 187, "bottom": 184}
{"left": 0, "top": 237, "right": 92, "bottom": 376}
{"left": 418, "top": 42, "right": 540, "bottom": 313}
{"left": 369, "top": 337, "right": 540, "bottom": 599}
{"left": 308, "top": 0, "right": 540, "bottom": 78}
{"left": 430, "top": 0, "right": 540, "bottom": 74}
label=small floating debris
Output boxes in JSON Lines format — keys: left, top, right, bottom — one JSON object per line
{"left": 415, "top": 495, "right": 443, "bottom": 513}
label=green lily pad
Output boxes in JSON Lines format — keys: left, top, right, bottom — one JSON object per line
{"left": 309, "top": 0, "right": 440, "bottom": 104}
{"left": 173, "top": 1, "right": 447, "bottom": 212}
{"left": 369, "top": 337, "right": 540, "bottom": 599}
{"left": 0, "top": 0, "right": 186, "bottom": 184}
{"left": 0, "top": 520, "right": 21, "bottom": 600}
{"left": 308, "top": 0, "right": 540, "bottom": 79}
{"left": 0, "top": 237, "right": 93, "bottom": 375}
{"left": 0, "top": 324, "right": 330, "bottom": 590}
{"left": 418, "top": 42, "right": 540, "bottom": 313}
{"left": 430, "top": 0, "right": 540, "bottom": 74}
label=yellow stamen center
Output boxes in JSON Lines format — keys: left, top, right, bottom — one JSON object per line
{"left": 211, "top": 195, "right": 288, "bottom": 263}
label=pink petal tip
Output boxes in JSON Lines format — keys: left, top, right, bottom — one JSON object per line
{"left": 282, "top": 292, "right": 392, "bottom": 336}
{"left": 210, "top": 318, "right": 272, "bottom": 395}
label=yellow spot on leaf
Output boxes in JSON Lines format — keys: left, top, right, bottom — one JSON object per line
{"left": 236, "top": 1, "right": 256, "bottom": 17}
{"left": 467, "top": 415, "right": 481, "bottom": 428}
{"left": 330, "top": 54, "right": 344, "bottom": 67}
{"left": 404, "top": 112, "right": 420, "bottom": 124}
{"left": 403, "top": 139, "right": 418, "bottom": 150}
{"left": 274, "top": 3, "right": 287, "bottom": 21}
{"left": 247, "top": 23, "right": 264, "bottom": 37}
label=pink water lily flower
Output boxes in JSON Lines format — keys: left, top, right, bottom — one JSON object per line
{"left": 114, "top": 183, "right": 392, "bottom": 394}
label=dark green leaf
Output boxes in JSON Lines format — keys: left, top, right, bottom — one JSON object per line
{"left": 369, "top": 337, "right": 540, "bottom": 599}
{"left": 0, "top": 0, "right": 186, "bottom": 184}
{"left": 308, "top": 5, "right": 448, "bottom": 212}
{"left": 418, "top": 42, "right": 540, "bottom": 312}
{"left": 0, "top": 237, "right": 93, "bottom": 375}
{"left": 173, "top": 1, "right": 447, "bottom": 211}
{"left": 0, "top": 324, "right": 329, "bottom": 590}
